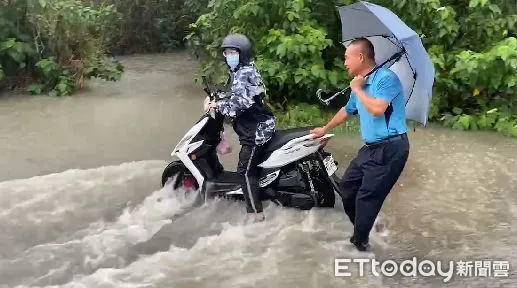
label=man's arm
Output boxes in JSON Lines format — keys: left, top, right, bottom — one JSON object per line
{"left": 354, "top": 89, "right": 389, "bottom": 117}
{"left": 323, "top": 108, "right": 351, "bottom": 132}
{"left": 311, "top": 95, "right": 355, "bottom": 137}
{"left": 353, "top": 73, "right": 399, "bottom": 117}
{"left": 216, "top": 90, "right": 253, "bottom": 118}
{"left": 325, "top": 93, "right": 357, "bottom": 131}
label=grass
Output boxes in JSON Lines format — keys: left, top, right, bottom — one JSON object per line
{"left": 274, "top": 102, "right": 361, "bottom": 134}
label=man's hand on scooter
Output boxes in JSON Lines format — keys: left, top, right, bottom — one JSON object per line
{"left": 310, "top": 126, "right": 327, "bottom": 138}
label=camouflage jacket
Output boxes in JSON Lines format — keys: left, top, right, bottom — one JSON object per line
{"left": 216, "top": 64, "right": 276, "bottom": 146}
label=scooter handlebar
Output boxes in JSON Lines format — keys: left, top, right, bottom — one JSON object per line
{"left": 201, "top": 76, "right": 228, "bottom": 102}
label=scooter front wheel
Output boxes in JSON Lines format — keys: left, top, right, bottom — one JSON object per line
{"left": 161, "top": 161, "right": 203, "bottom": 206}
{"left": 161, "top": 161, "right": 199, "bottom": 191}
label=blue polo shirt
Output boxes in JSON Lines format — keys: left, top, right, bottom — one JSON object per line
{"left": 344, "top": 67, "right": 407, "bottom": 144}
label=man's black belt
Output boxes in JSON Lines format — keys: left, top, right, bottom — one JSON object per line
{"left": 365, "top": 133, "right": 407, "bottom": 148}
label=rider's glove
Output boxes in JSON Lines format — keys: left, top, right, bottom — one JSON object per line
{"left": 212, "top": 91, "right": 227, "bottom": 100}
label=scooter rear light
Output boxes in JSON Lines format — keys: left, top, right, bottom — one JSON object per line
{"left": 184, "top": 177, "right": 197, "bottom": 189}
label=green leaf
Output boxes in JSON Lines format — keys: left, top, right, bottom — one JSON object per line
{"left": 452, "top": 107, "right": 463, "bottom": 115}
{"left": 328, "top": 71, "right": 338, "bottom": 86}
{"left": 310, "top": 65, "right": 321, "bottom": 78}
{"left": 497, "top": 45, "right": 512, "bottom": 61}
{"left": 27, "top": 84, "right": 43, "bottom": 95}
{"left": 443, "top": 114, "right": 458, "bottom": 127}
{"left": 488, "top": 4, "right": 502, "bottom": 14}
{"left": 470, "top": 116, "right": 478, "bottom": 130}
{"left": 477, "top": 115, "right": 488, "bottom": 129}
{"left": 452, "top": 120, "right": 465, "bottom": 130}
{"left": 508, "top": 125, "right": 517, "bottom": 137}
{"left": 250, "top": 5, "right": 259, "bottom": 16}
{"left": 276, "top": 44, "right": 286, "bottom": 57}
{"left": 287, "top": 12, "right": 294, "bottom": 21}
{"left": 0, "top": 38, "right": 16, "bottom": 51}
{"left": 458, "top": 115, "right": 471, "bottom": 129}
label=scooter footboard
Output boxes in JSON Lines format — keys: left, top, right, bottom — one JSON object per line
{"left": 274, "top": 190, "right": 316, "bottom": 210}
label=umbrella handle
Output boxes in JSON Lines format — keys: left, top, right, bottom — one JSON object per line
{"left": 316, "top": 86, "right": 350, "bottom": 106}
{"left": 315, "top": 62, "right": 381, "bottom": 105}
{"left": 315, "top": 50, "right": 405, "bottom": 106}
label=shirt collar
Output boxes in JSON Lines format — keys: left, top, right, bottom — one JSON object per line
{"left": 365, "top": 67, "right": 380, "bottom": 85}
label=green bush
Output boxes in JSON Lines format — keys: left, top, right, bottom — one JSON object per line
{"left": 187, "top": 0, "right": 517, "bottom": 137}
{"left": 0, "top": 0, "right": 124, "bottom": 95}
{"left": 95, "top": 0, "right": 209, "bottom": 54}
{"left": 1, "top": 0, "right": 516, "bottom": 137}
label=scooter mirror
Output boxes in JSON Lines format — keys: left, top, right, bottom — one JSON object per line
{"left": 203, "top": 96, "right": 216, "bottom": 118}
{"left": 201, "top": 75, "right": 213, "bottom": 99}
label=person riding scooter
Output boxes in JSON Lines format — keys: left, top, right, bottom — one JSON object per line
{"left": 207, "top": 33, "right": 276, "bottom": 222}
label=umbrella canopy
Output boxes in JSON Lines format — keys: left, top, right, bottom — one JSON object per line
{"left": 337, "top": 1, "right": 435, "bottom": 125}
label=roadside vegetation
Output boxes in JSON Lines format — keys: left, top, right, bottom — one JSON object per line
{"left": 1, "top": 0, "right": 516, "bottom": 137}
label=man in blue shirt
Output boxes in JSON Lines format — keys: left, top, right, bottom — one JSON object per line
{"left": 311, "top": 38, "right": 410, "bottom": 251}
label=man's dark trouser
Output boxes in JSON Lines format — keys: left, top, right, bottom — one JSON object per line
{"left": 237, "top": 144, "right": 264, "bottom": 214}
{"left": 339, "top": 133, "right": 410, "bottom": 245}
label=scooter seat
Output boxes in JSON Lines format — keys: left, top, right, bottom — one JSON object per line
{"left": 263, "top": 127, "right": 315, "bottom": 153}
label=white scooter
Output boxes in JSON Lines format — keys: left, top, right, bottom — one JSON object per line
{"left": 161, "top": 77, "right": 342, "bottom": 210}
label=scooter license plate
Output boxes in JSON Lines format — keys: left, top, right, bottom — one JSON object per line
{"left": 323, "top": 155, "right": 337, "bottom": 176}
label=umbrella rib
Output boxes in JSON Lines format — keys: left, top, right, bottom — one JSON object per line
{"left": 341, "top": 33, "right": 393, "bottom": 43}
{"left": 402, "top": 52, "right": 416, "bottom": 76}
{"left": 404, "top": 71, "right": 417, "bottom": 106}
{"left": 384, "top": 36, "right": 404, "bottom": 51}
{"left": 375, "top": 51, "right": 416, "bottom": 108}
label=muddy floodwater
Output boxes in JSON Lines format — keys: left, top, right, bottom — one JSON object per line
{"left": 1, "top": 52, "right": 516, "bottom": 287}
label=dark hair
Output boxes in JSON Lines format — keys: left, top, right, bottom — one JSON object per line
{"left": 350, "top": 38, "right": 375, "bottom": 60}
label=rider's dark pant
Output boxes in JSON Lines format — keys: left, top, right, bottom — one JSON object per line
{"left": 237, "top": 144, "right": 264, "bottom": 214}
{"left": 338, "top": 134, "right": 410, "bottom": 245}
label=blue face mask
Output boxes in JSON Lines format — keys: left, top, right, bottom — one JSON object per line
{"left": 225, "top": 54, "right": 239, "bottom": 70}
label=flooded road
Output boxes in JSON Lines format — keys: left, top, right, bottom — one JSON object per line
{"left": 0, "top": 52, "right": 516, "bottom": 287}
